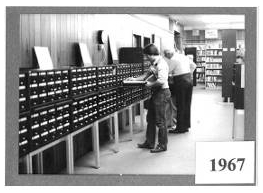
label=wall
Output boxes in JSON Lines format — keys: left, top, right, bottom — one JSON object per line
{"left": 20, "top": 14, "right": 174, "bottom": 68}
{"left": 183, "top": 30, "right": 222, "bottom": 43}
{"left": 169, "top": 18, "right": 184, "bottom": 34}
{"left": 183, "top": 29, "right": 245, "bottom": 43}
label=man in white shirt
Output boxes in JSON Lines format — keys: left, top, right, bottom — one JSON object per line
{"left": 164, "top": 48, "right": 196, "bottom": 134}
{"left": 126, "top": 44, "right": 171, "bottom": 153}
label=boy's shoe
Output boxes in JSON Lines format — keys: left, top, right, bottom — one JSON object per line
{"left": 150, "top": 144, "right": 167, "bottom": 153}
{"left": 137, "top": 142, "right": 154, "bottom": 149}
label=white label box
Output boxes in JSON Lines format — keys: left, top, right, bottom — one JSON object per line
{"left": 195, "top": 141, "right": 255, "bottom": 184}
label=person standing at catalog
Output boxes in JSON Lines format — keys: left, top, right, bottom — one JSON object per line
{"left": 126, "top": 44, "right": 171, "bottom": 153}
{"left": 164, "top": 48, "right": 196, "bottom": 134}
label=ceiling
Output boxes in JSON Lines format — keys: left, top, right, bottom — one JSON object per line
{"left": 169, "top": 14, "right": 245, "bottom": 30}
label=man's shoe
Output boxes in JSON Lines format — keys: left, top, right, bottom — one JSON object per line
{"left": 169, "top": 129, "right": 189, "bottom": 134}
{"left": 150, "top": 144, "right": 167, "bottom": 153}
{"left": 168, "top": 125, "right": 177, "bottom": 131}
{"left": 171, "top": 125, "right": 177, "bottom": 130}
{"left": 137, "top": 142, "right": 154, "bottom": 149}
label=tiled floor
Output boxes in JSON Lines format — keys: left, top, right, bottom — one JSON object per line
{"left": 73, "top": 87, "right": 243, "bottom": 175}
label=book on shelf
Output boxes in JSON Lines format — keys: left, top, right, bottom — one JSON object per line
{"left": 206, "top": 63, "right": 222, "bottom": 69}
{"left": 206, "top": 74, "right": 222, "bottom": 77}
{"left": 206, "top": 82, "right": 222, "bottom": 89}
{"left": 206, "top": 50, "right": 222, "bottom": 56}
{"left": 206, "top": 76, "right": 222, "bottom": 82}
{"left": 206, "top": 57, "right": 222, "bottom": 63}
{"left": 196, "top": 67, "right": 205, "bottom": 73}
{"left": 206, "top": 69, "right": 222, "bottom": 75}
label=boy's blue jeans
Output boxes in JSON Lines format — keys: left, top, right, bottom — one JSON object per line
{"left": 145, "top": 88, "right": 171, "bottom": 147}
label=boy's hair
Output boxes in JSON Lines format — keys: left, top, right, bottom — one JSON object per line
{"left": 143, "top": 44, "right": 159, "bottom": 56}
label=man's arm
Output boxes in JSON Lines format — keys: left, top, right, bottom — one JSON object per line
{"left": 146, "top": 78, "right": 163, "bottom": 87}
{"left": 189, "top": 60, "right": 196, "bottom": 73}
{"left": 146, "top": 62, "right": 168, "bottom": 87}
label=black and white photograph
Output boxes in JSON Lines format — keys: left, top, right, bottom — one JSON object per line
{"left": 4, "top": 4, "right": 259, "bottom": 187}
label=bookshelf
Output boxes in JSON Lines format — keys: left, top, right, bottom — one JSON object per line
{"left": 184, "top": 43, "right": 223, "bottom": 88}
{"left": 196, "top": 47, "right": 206, "bottom": 86}
{"left": 196, "top": 66, "right": 206, "bottom": 85}
{"left": 185, "top": 43, "right": 206, "bottom": 87}
{"left": 205, "top": 48, "right": 223, "bottom": 89}
{"left": 184, "top": 29, "right": 243, "bottom": 95}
